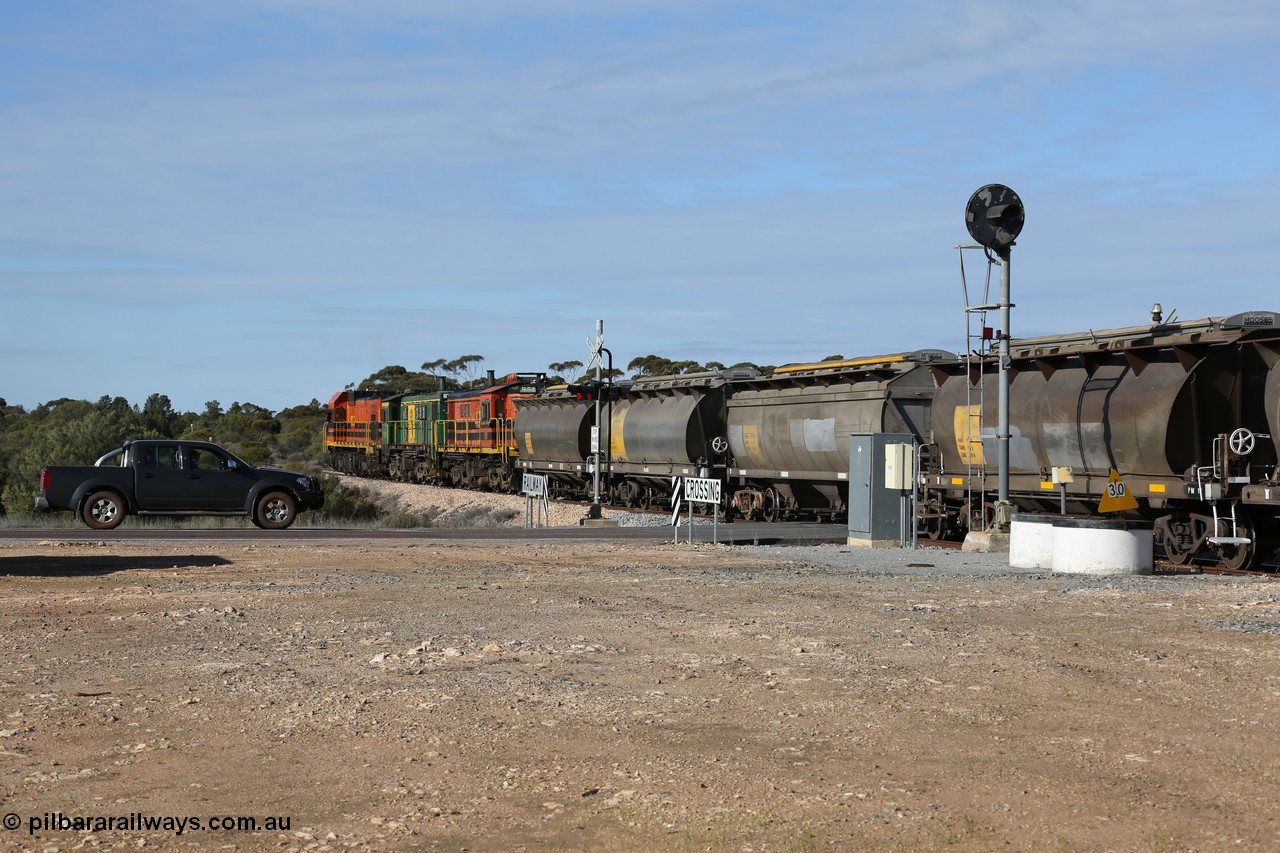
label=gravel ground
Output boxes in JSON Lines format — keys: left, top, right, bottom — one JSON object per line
{"left": 338, "top": 476, "right": 734, "bottom": 530}
{"left": 337, "top": 476, "right": 665, "bottom": 528}
{"left": 5, "top": 489, "right": 1280, "bottom": 851}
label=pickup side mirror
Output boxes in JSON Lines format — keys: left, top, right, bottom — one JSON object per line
{"left": 227, "top": 458, "right": 238, "bottom": 470}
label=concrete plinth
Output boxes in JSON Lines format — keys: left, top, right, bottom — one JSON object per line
{"left": 962, "top": 530, "right": 1010, "bottom": 553}
{"left": 1051, "top": 517, "right": 1153, "bottom": 575}
{"left": 579, "top": 518, "right": 620, "bottom": 527}
{"left": 1010, "top": 513, "right": 1055, "bottom": 569}
{"left": 845, "top": 537, "right": 906, "bottom": 548}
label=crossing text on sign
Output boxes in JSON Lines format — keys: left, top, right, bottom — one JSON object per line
{"left": 683, "top": 477, "right": 721, "bottom": 505}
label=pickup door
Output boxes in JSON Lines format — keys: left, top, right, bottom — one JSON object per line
{"left": 181, "top": 444, "right": 250, "bottom": 509}
{"left": 132, "top": 442, "right": 190, "bottom": 510}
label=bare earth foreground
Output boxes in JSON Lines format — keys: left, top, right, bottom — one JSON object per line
{"left": 2, "top": 536, "right": 1279, "bottom": 852}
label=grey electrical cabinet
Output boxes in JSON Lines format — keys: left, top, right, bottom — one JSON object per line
{"left": 848, "top": 433, "right": 914, "bottom": 547}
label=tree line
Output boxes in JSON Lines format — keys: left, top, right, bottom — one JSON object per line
{"left": 348, "top": 352, "right": 804, "bottom": 394}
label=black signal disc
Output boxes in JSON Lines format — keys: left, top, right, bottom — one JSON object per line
{"left": 965, "top": 184, "right": 1024, "bottom": 250}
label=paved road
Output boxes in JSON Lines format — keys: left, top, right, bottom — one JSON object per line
{"left": 0, "top": 521, "right": 850, "bottom": 546}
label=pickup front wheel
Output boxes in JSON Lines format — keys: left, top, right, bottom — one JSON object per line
{"left": 255, "top": 491, "right": 297, "bottom": 530}
{"left": 82, "top": 490, "right": 126, "bottom": 530}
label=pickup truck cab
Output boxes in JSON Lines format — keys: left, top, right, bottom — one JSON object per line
{"left": 35, "top": 440, "right": 324, "bottom": 530}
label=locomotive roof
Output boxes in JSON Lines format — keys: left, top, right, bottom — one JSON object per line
{"left": 445, "top": 373, "right": 544, "bottom": 400}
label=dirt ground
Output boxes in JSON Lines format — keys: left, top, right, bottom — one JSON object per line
{"left": 2, "top": 537, "right": 1279, "bottom": 852}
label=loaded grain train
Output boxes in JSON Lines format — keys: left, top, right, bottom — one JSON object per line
{"left": 928, "top": 310, "right": 1280, "bottom": 568}
{"left": 325, "top": 310, "right": 1280, "bottom": 569}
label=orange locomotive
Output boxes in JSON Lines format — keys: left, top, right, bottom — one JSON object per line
{"left": 324, "top": 372, "right": 545, "bottom": 489}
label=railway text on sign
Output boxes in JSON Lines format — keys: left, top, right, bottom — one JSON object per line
{"left": 522, "top": 473, "right": 548, "bottom": 497}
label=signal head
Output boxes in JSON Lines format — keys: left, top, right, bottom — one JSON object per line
{"left": 965, "top": 184, "right": 1024, "bottom": 250}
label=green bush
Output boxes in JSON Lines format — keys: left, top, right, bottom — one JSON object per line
{"left": 316, "top": 477, "right": 382, "bottom": 522}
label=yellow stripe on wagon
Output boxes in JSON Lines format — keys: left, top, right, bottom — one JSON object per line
{"left": 774, "top": 354, "right": 908, "bottom": 374}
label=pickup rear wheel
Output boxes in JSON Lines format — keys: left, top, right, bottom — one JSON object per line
{"left": 255, "top": 491, "right": 297, "bottom": 530}
{"left": 82, "top": 490, "right": 125, "bottom": 530}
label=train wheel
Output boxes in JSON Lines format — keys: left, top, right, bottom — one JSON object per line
{"left": 962, "top": 500, "right": 994, "bottom": 532}
{"left": 1163, "top": 538, "right": 1195, "bottom": 565}
{"left": 921, "top": 496, "right": 948, "bottom": 540}
{"left": 1160, "top": 514, "right": 1204, "bottom": 565}
{"left": 638, "top": 488, "right": 653, "bottom": 511}
{"left": 762, "top": 487, "right": 781, "bottom": 523}
{"left": 1218, "top": 542, "right": 1255, "bottom": 571}
{"left": 1216, "top": 513, "right": 1256, "bottom": 571}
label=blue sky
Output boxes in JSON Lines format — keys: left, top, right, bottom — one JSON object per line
{"left": 3, "top": 0, "right": 1278, "bottom": 412}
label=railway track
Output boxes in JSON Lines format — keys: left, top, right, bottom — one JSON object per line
{"left": 1155, "top": 557, "right": 1280, "bottom": 577}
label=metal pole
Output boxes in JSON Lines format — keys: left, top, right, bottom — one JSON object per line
{"left": 590, "top": 320, "right": 603, "bottom": 517}
{"left": 997, "top": 248, "right": 1011, "bottom": 513}
{"left": 911, "top": 442, "right": 919, "bottom": 549}
{"left": 900, "top": 494, "right": 907, "bottom": 548}
{"left": 601, "top": 346, "right": 614, "bottom": 505}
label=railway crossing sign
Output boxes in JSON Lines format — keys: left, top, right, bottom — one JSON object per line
{"left": 1098, "top": 469, "right": 1139, "bottom": 513}
{"left": 521, "top": 473, "right": 548, "bottom": 497}
{"left": 670, "top": 476, "right": 722, "bottom": 545}
{"left": 522, "top": 473, "right": 550, "bottom": 527}
{"left": 683, "top": 477, "right": 722, "bottom": 505}
{"left": 585, "top": 320, "right": 604, "bottom": 372}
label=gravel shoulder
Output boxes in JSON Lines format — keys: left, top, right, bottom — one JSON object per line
{"left": 2, "top": 535, "right": 1279, "bottom": 851}
{"left": 335, "top": 476, "right": 617, "bottom": 528}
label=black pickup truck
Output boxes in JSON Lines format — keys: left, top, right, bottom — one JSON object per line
{"left": 35, "top": 440, "right": 324, "bottom": 530}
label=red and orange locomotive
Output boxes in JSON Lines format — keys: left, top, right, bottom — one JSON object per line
{"left": 325, "top": 372, "right": 544, "bottom": 490}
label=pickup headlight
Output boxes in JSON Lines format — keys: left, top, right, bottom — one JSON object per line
{"left": 297, "top": 476, "right": 316, "bottom": 490}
